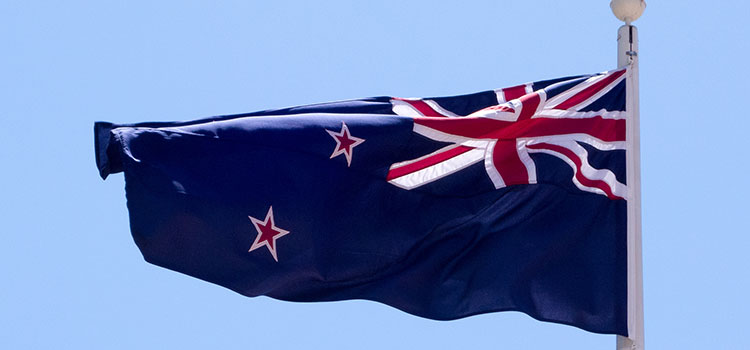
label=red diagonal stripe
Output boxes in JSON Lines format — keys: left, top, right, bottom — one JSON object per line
{"left": 526, "top": 142, "right": 623, "bottom": 200}
{"left": 553, "top": 69, "right": 626, "bottom": 110}
{"left": 387, "top": 145, "right": 475, "bottom": 181}
{"left": 393, "top": 98, "right": 449, "bottom": 117}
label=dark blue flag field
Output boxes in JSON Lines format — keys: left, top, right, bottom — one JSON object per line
{"left": 95, "top": 68, "right": 631, "bottom": 336}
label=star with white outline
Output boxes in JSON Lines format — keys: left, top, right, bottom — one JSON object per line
{"left": 248, "top": 206, "right": 289, "bottom": 262}
{"left": 326, "top": 122, "right": 365, "bottom": 167}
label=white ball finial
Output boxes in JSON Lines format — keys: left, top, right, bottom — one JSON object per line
{"left": 610, "top": 0, "right": 646, "bottom": 24}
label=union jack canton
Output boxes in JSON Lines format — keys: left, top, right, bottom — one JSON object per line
{"left": 388, "top": 68, "right": 628, "bottom": 200}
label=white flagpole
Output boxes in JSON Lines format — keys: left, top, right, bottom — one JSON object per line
{"left": 611, "top": 1, "right": 645, "bottom": 349}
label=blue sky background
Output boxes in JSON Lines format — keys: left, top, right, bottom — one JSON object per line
{"left": 2, "top": 1, "right": 749, "bottom": 349}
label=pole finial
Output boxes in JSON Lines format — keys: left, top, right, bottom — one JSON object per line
{"left": 610, "top": 0, "right": 646, "bottom": 24}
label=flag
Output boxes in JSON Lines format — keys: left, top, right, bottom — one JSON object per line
{"left": 95, "top": 67, "right": 631, "bottom": 336}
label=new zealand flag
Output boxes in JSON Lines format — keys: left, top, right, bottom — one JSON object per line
{"left": 95, "top": 68, "right": 631, "bottom": 336}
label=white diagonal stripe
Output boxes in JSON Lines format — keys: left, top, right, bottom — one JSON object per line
{"left": 526, "top": 140, "right": 628, "bottom": 199}
{"left": 388, "top": 148, "right": 485, "bottom": 189}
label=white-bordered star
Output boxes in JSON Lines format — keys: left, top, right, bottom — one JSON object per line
{"left": 248, "top": 206, "right": 289, "bottom": 262}
{"left": 326, "top": 122, "right": 365, "bottom": 167}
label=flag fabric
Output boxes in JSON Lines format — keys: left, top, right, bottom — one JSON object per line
{"left": 95, "top": 68, "right": 630, "bottom": 336}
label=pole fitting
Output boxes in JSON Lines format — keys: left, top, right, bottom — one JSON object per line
{"left": 610, "top": 0, "right": 646, "bottom": 24}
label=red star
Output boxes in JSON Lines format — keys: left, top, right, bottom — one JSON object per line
{"left": 326, "top": 122, "right": 365, "bottom": 167}
{"left": 248, "top": 206, "right": 289, "bottom": 262}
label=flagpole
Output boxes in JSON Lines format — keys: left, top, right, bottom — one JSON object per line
{"left": 611, "top": 1, "right": 645, "bottom": 349}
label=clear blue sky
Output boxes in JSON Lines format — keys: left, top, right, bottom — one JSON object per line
{"left": 2, "top": 1, "right": 748, "bottom": 349}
